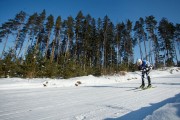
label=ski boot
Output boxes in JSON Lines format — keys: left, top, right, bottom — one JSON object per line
{"left": 147, "top": 76, "right": 151, "bottom": 88}
{"left": 139, "top": 84, "right": 145, "bottom": 89}
{"left": 147, "top": 84, "right": 152, "bottom": 88}
{"left": 140, "top": 77, "right": 145, "bottom": 89}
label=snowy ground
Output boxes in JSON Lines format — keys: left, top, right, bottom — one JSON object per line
{"left": 0, "top": 67, "right": 180, "bottom": 120}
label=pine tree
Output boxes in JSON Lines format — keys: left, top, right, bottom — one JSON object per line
{"left": 175, "top": 24, "right": 180, "bottom": 57}
{"left": 1, "top": 10, "right": 180, "bottom": 78}
{"left": 124, "top": 20, "right": 133, "bottom": 67}
{"left": 50, "top": 16, "right": 61, "bottom": 63}
{"left": 134, "top": 20, "right": 143, "bottom": 59}
{"left": 9, "top": 11, "right": 26, "bottom": 59}
{"left": 24, "top": 47, "right": 36, "bottom": 78}
{"left": 16, "top": 26, "right": 27, "bottom": 58}
{"left": 64, "top": 16, "right": 74, "bottom": 61}
{"left": 0, "top": 21, "right": 12, "bottom": 59}
{"left": 82, "top": 14, "right": 93, "bottom": 71}
{"left": 44, "top": 14, "right": 54, "bottom": 60}
{"left": 139, "top": 17, "right": 148, "bottom": 61}
{"left": 158, "top": 18, "right": 175, "bottom": 66}
{"left": 145, "top": 15, "right": 158, "bottom": 66}
{"left": 1, "top": 49, "right": 15, "bottom": 77}
{"left": 34, "top": 10, "right": 46, "bottom": 58}
{"left": 107, "top": 22, "right": 115, "bottom": 72}
{"left": 116, "top": 22, "right": 125, "bottom": 66}
{"left": 96, "top": 18, "right": 103, "bottom": 70}
{"left": 75, "top": 11, "right": 84, "bottom": 64}
{"left": 173, "top": 24, "right": 180, "bottom": 65}
{"left": 90, "top": 18, "right": 97, "bottom": 68}
{"left": 102, "top": 15, "right": 111, "bottom": 73}
{"left": 133, "top": 18, "right": 148, "bottom": 60}
{"left": 24, "top": 13, "right": 38, "bottom": 56}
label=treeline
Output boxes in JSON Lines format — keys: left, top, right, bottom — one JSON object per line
{"left": 0, "top": 10, "right": 179, "bottom": 78}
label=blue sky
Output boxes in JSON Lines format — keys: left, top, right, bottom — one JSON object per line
{"left": 0, "top": 0, "right": 180, "bottom": 61}
{"left": 0, "top": 0, "right": 180, "bottom": 24}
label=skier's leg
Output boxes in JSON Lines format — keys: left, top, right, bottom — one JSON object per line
{"left": 140, "top": 72, "right": 145, "bottom": 88}
{"left": 147, "top": 76, "right": 151, "bottom": 85}
{"left": 146, "top": 72, "right": 151, "bottom": 87}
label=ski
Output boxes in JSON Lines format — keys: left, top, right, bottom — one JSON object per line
{"left": 142, "top": 86, "right": 156, "bottom": 90}
{"left": 127, "top": 87, "right": 141, "bottom": 91}
{"left": 134, "top": 86, "right": 156, "bottom": 92}
{"left": 128, "top": 86, "right": 156, "bottom": 92}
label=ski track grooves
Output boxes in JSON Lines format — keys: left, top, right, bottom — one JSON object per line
{"left": 0, "top": 73, "right": 180, "bottom": 120}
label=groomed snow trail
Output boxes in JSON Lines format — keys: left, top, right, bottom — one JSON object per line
{"left": 0, "top": 74, "right": 180, "bottom": 120}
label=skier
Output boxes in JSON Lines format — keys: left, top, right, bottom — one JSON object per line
{"left": 136, "top": 59, "right": 153, "bottom": 89}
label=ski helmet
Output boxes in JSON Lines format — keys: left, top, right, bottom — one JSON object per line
{"left": 137, "top": 59, "right": 142, "bottom": 66}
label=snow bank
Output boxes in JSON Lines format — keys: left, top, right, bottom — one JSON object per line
{"left": 150, "top": 67, "right": 180, "bottom": 78}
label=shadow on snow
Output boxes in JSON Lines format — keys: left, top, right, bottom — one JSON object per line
{"left": 104, "top": 93, "right": 180, "bottom": 120}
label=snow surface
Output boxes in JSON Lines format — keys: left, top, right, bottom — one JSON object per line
{"left": 0, "top": 67, "right": 180, "bottom": 120}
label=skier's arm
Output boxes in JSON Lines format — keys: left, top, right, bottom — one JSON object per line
{"left": 138, "top": 66, "right": 146, "bottom": 72}
{"left": 145, "top": 62, "right": 153, "bottom": 72}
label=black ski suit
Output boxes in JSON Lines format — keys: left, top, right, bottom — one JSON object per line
{"left": 138, "top": 60, "right": 153, "bottom": 86}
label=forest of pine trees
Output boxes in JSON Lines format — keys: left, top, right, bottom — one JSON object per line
{"left": 0, "top": 10, "right": 179, "bottom": 78}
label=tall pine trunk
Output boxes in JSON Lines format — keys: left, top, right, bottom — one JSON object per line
{"left": 14, "top": 29, "right": 21, "bottom": 58}
{"left": 116, "top": 40, "right": 119, "bottom": 68}
{"left": 75, "top": 34, "right": 79, "bottom": 64}
{"left": 143, "top": 35, "right": 148, "bottom": 60}
{"left": 1, "top": 35, "right": 8, "bottom": 59}
{"left": 173, "top": 39, "right": 179, "bottom": 64}
{"left": 137, "top": 38, "right": 143, "bottom": 59}
{"left": 65, "top": 35, "right": 70, "bottom": 61}
{"left": 45, "top": 32, "right": 51, "bottom": 60}
{"left": 24, "top": 33, "right": 33, "bottom": 56}
{"left": 103, "top": 32, "right": 107, "bottom": 73}
{"left": 50, "top": 39, "right": 56, "bottom": 63}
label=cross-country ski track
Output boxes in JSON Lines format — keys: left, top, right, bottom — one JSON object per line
{"left": 0, "top": 72, "right": 180, "bottom": 120}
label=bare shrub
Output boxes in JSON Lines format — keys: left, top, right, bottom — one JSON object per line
{"left": 119, "top": 71, "right": 127, "bottom": 76}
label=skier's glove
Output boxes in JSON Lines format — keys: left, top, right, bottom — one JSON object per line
{"left": 140, "top": 68, "right": 146, "bottom": 72}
